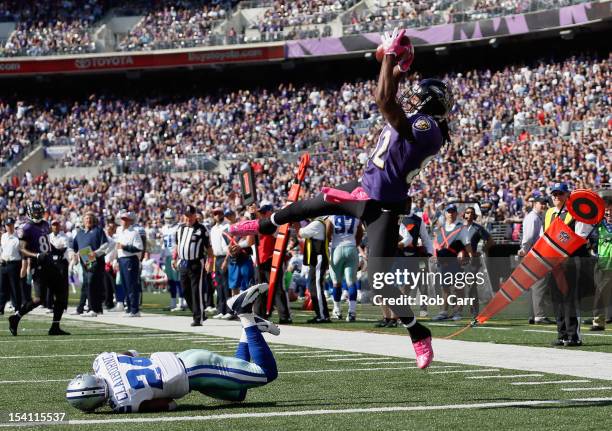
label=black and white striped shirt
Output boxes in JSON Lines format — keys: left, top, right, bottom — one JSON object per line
{"left": 175, "top": 222, "right": 210, "bottom": 261}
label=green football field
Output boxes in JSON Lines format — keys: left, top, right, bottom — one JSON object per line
{"left": 0, "top": 314, "right": 611, "bottom": 430}
{"left": 94, "top": 290, "right": 612, "bottom": 353}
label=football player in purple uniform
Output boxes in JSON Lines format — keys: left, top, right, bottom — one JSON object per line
{"left": 8, "top": 202, "right": 70, "bottom": 336}
{"left": 229, "top": 29, "right": 453, "bottom": 369}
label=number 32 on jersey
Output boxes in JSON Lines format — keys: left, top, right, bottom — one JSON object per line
{"left": 369, "top": 129, "right": 435, "bottom": 184}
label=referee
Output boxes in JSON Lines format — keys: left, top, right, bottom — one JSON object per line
{"left": 174, "top": 205, "right": 212, "bottom": 327}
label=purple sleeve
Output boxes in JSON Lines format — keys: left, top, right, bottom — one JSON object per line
{"left": 411, "top": 115, "right": 443, "bottom": 147}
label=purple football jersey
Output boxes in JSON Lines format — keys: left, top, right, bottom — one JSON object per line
{"left": 19, "top": 221, "right": 51, "bottom": 253}
{"left": 361, "top": 114, "right": 443, "bottom": 202}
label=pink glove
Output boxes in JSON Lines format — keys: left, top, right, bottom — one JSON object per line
{"left": 398, "top": 40, "right": 414, "bottom": 72}
{"left": 381, "top": 28, "right": 409, "bottom": 57}
{"left": 322, "top": 186, "right": 370, "bottom": 204}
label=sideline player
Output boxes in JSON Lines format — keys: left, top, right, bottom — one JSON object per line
{"left": 229, "top": 28, "right": 453, "bottom": 369}
{"left": 160, "top": 210, "right": 186, "bottom": 311}
{"left": 326, "top": 215, "right": 363, "bottom": 321}
{"left": 9, "top": 202, "right": 70, "bottom": 336}
{"left": 66, "top": 283, "right": 278, "bottom": 413}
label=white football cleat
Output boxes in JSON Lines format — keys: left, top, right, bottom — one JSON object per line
{"left": 254, "top": 316, "right": 280, "bottom": 336}
{"left": 227, "top": 283, "right": 269, "bottom": 315}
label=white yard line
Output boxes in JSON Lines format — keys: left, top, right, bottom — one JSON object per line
{"left": 0, "top": 366, "right": 423, "bottom": 384}
{"left": 327, "top": 357, "right": 392, "bottom": 362}
{"left": 428, "top": 369, "right": 500, "bottom": 375}
{"left": 511, "top": 380, "right": 591, "bottom": 385}
{"left": 2, "top": 398, "right": 612, "bottom": 427}
{"left": 523, "top": 329, "right": 612, "bottom": 338}
{"left": 561, "top": 387, "right": 612, "bottom": 391}
{"left": 428, "top": 323, "right": 510, "bottom": 331}
{"left": 466, "top": 374, "right": 544, "bottom": 379}
{"left": 298, "top": 353, "right": 365, "bottom": 358}
{"left": 54, "top": 312, "right": 612, "bottom": 381}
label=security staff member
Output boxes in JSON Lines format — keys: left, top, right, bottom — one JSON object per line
{"left": 300, "top": 217, "right": 331, "bottom": 323}
{"left": 209, "top": 208, "right": 231, "bottom": 319}
{"left": 174, "top": 205, "right": 211, "bottom": 326}
{"left": 48, "top": 219, "right": 71, "bottom": 317}
{"left": 0, "top": 217, "right": 22, "bottom": 314}
{"left": 251, "top": 203, "right": 292, "bottom": 323}
{"left": 542, "top": 183, "right": 593, "bottom": 347}
{"left": 519, "top": 196, "right": 553, "bottom": 324}
{"left": 72, "top": 212, "right": 109, "bottom": 316}
{"left": 590, "top": 189, "right": 612, "bottom": 331}
{"left": 116, "top": 211, "right": 143, "bottom": 317}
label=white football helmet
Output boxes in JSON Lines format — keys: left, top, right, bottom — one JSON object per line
{"left": 66, "top": 374, "right": 108, "bottom": 412}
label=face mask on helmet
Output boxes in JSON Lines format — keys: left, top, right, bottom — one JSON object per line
{"left": 66, "top": 374, "right": 109, "bottom": 412}
{"left": 398, "top": 79, "right": 453, "bottom": 121}
{"left": 28, "top": 202, "right": 45, "bottom": 223}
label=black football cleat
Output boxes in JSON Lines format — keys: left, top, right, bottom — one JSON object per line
{"left": 191, "top": 321, "right": 202, "bottom": 327}
{"left": 8, "top": 315, "right": 20, "bottom": 336}
{"left": 563, "top": 339, "right": 583, "bottom": 347}
{"left": 48, "top": 325, "right": 70, "bottom": 336}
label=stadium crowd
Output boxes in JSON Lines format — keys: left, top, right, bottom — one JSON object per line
{"left": 118, "top": 1, "right": 232, "bottom": 51}
{"left": 343, "top": 0, "right": 448, "bottom": 35}
{"left": 1, "top": 0, "right": 108, "bottom": 57}
{"left": 1, "top": 55, "right": 608, "bottom": 207}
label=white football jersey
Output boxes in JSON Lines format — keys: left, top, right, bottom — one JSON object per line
{"left": 330, "top": 215, "right": 359, "bottom": 248}
{"left": 160, "top": 224, "right": 178, "bottom": 257}
{"left": 93, "top": 352, "right": 189, "bottom": 413}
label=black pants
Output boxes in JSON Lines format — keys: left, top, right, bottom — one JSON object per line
{"left": 214, "top": 256, "right": 230, "bottom": 315}
{"left": 307, "top": 256, "right": 329, "bottom": 320}
{"left": 550, "top": 260, "right": 580, "bottom": 341}
{"left": 179, "top": 260, "right": 205, "bottom": 323}
{"left": 0, "top": 261, "right": 22, "bottom": 311}
{"left": 254, "top": 259, "right": 291, "bottom": 320}
{"left": 103, "top": 268, "right": 116, "bottom": 309}
{"left": 77, "top": 264, "right": 105, "bottom": 314}
{"left": 268, "top": 180, "right": 413, "bottom": 322}
{"left": 18, "top": 262, "right": 68, "bottom": 326}
{"left": 205, "top": 271, "right": 215, "bottom": 308}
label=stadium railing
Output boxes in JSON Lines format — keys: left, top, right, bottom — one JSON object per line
{"left": 448, "top": 0, "right": 588, "bottom": 24}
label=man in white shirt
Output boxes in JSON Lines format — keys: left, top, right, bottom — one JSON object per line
{"left": 519, "top": 196, "right": 553, "bottom": 325}
{"left": 103, "top": 219, "right": 119, "bottom": 311}
{"left": 0, "top": 218, "right": 22, "bottom": 315}
{"left": 48, "top": 219, "right": 72, "bottom": 317}
{"left": 116, "top": 211, "right": 144, "bottom": 317}
{"left": 209, "top": 208, "right": 231, "bottom": 319}
{"left": 299, "top": 218, "right": 330, "bottom": 323}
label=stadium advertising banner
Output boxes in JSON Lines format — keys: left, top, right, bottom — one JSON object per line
{"left": 287, "top": 1, "right": 611, "bottom": 57}
{"left": 0, "top": 45, "right": 285, "bottom": 76}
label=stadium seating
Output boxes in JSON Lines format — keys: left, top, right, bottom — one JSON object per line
{"left": 0, "top": 56, "right": 608, "bottom": 226}
{"left": 0, "top": 0, "right": 108, "bottom": 57}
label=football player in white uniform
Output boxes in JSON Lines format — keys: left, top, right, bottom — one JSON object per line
{"left": 66, "top": 283, "right": 278, "bottom": 413}
{"left": 325, "top": 215, "right": 363, "bottom": 321}
{"left": 159, "top": 210, "right": 186, "bottom": 311}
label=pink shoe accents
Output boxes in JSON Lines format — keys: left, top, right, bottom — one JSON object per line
{"left": 322, "top": 186, "right": 370, "bottom": 204}
{"left": 229, "top": 219, "right": 260, "bottom": 236}
{"left": 413, "top": 336, "right": 434, "bottom": 369}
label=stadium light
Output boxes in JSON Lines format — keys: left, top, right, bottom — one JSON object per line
{"left": 434, "top": 46, "right": 448, "bottom": 55}
{"left": 489, "top": 38, "right": 499, "bottom": 48}
{"left": 560, "top": 29, "right": 574, "bottom": 40}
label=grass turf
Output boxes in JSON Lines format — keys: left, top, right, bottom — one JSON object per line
{"left": 76, "top": 289, "right": 612, "bottom": 353}
{"left": 0, "top": 315, "right": 611, "bottom": 430}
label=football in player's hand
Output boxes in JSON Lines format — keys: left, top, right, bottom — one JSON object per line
{"left": 375, "top": 34, "right": 412, "bottom": 63}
